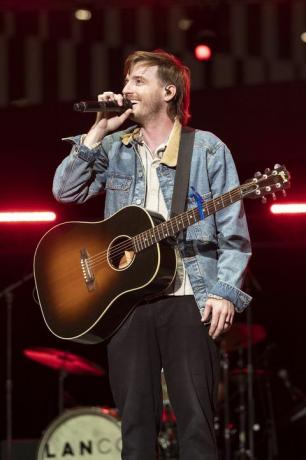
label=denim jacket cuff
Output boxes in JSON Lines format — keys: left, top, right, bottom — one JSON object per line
{"left": 209, "top": 280, "right": 252, "bottom": 313}
{"left": 62, "top": 135, "right": 100, "bottom": 163}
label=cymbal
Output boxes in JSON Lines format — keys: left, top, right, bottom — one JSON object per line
{"left": 23, "top": 347, "right": 104, "bottom": 376}
{"left": 219, "top": 323, "right": 266, "bottom": 352}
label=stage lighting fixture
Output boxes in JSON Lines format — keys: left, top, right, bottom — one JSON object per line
{"left": 75, "top": 9, "right": 92, "bottom": 21}
{"left": 189, "top": 27, "right": 216, "bottom": 62}
{"left": 0, "top": 212, "right": 56, "bottom": 222}
{"left": 270, "top": 204, "right": 306, "bottom": 214}
{"left": 194, "top": 43, "right": 212, "bottom": 61}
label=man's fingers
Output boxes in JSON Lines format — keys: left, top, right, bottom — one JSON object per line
{"left": 98, "top": 92, "right": 124, "bottom": 105}
{"left": 201, "top": 303, "right": 212, "bottom": 323}
{"left": 116, "top": 108, "right": 133, "bottom": 123}
{"left": 208, "top": 309, "right": 222, "bottom": 337}
{"left": 98, "top": 92, "right": 115, "bottom": 101}
{"left": 202, "top": 298, "right": 235, "bottom": 339}
{"left": 211, "top": 312, "right": 227, "bottom": 339}
{"left": 223, "top": 313, "right": 233, "bottom": 331}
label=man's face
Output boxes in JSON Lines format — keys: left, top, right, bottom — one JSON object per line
{"left": 122, "top": 63, "right": 166, "bottom": 124}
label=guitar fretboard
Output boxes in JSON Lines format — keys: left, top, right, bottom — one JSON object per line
{"left": 132, "top": 185, "right": 247, "bottom": 253}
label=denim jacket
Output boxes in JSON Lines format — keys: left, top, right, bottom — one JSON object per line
{"left": 53, "top": 126, "right": 252, "bottom": 312}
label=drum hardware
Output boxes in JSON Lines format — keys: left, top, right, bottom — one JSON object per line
{"left": 218, "top": 319, "right": 268, "bottom": 460}
{"left": 220, "top": 349, "right": 231, "bottom": 460}
{"left": 218, "top": 323, "right": 266, "bottom": 354}
{"left": 24, "top": 347, "right": 104, "bottom": 414}
{"left": 0, "top": 272, "right": 34, "bottom": 460}
{"left": 236, "top": 348, "right": 248, "bottom": 459}
{"left": 159, "top": 370, "right": 179, "bottom": 459}
{"left": 277, "top": 368, "right": 306, "bottom": 424}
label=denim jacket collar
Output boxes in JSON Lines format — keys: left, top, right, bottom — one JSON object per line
{"left": 121, "top": 118, "right": 182, "bottom": 167}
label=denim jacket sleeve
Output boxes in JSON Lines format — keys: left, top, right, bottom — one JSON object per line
{"left": 206, "top": 142, "right": 252, "bottom": 311}
{"left": 52, "top": 135, "right": 109, "bottom": 203}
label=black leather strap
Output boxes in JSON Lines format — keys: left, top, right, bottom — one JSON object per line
{"left": 170, "top": 127, "right": 195, "bottom": 218}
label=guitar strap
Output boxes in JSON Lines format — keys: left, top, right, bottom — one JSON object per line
{"left": 170, "top": 126, "right": 195, "bottom": 219}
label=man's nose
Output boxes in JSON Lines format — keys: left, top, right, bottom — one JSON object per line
{"left": 123, "top": 81, "right": 134, "bottom": 96}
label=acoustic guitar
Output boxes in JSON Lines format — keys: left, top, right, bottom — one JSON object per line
{"left": 34, "top": 164, "right": 290, "bottom": 344}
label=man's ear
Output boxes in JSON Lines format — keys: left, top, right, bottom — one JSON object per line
{"left": 164, "top": 84, "right": 176, "bottom": 102}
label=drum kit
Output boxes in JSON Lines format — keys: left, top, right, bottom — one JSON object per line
{"left": 23, "top": 321, "right": 270, "bottom": 460}
{"left": 23, "top": 347, "right": 121, "bottom": 460}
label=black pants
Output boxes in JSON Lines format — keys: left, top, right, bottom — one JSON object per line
{"left": 107, "top": 296, "right": 220, "bottom": 460}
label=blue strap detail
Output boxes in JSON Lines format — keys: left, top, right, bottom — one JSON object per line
{"left": 190, "top": 186, "right": 205, "bottom": 220}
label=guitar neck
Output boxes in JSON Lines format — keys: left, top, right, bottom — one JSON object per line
{"left": 132, "top": 184, "right": 249, "bottom": 253}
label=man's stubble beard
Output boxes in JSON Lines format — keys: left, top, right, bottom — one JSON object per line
{"left": 130, "top": 97, "right": 165, "bottom": 126}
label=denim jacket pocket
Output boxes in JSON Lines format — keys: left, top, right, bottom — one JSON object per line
{"left": 186, "top": 192, "right": 217, "bottom": 243}
{"left": 105, "top": 174, "right": 133, "bottom": 191}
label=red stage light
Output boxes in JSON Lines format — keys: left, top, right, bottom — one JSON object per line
{"left": 194, "top": 44, "right": 212, "bottom": 61}
{"left": 270, "top": 204, "right": 306, "bottom": 214}
{"left": 0, "top": 212, "right": 56, "bottom": 222}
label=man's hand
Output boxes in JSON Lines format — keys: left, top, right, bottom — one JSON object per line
{"left": 83, "top": 92, "right": 133, "bottom": 148}
{"left": 201, "top": 298, "right": 235, "bottom": 339}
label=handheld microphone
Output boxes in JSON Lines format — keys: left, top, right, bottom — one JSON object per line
{"left": 73, "top": 100, "right": 133, "bottom": 113}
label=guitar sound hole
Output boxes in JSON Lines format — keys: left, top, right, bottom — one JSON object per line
{"left": 108, "top": 235, "right": 135, "bottom": 271}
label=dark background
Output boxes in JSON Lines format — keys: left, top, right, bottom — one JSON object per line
{"left": 0, "top": 1, "right": 306, "bottom": 459}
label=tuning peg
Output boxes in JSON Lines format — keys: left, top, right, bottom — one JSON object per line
{"left": 272, "top": 193, "right": 277, "bottom": 201}
{"left": 261, "top": 196, "right": 267, "bottom": 204}
{"left": 254, "top": 171, "right": 262, "bottom": 178}
{"left": 274, "top": 163, "right": 281, "bottom": 169}
{"left": 282, "top": 190, "right": 287, "bottom": 197}
{"left": 264, "top": 168, "right": 271, "bottom": 175}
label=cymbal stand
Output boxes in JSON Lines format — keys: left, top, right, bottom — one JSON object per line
{"left": 246, "top": 303, "right": 255, "bottom": 459}
{"left": 58, "top": 368, "right": 68, "bottom": 414}
{"left": 234, "top": 348, "right": 248, "bottom": 460}
{"left": 265, "top": 373, "right": 278, "bottom": 459}
{"left": 220, "top": 348, "right": 231, "bottom": 460}
{"left": 58, "top": 353, "right": 70, "bottom": 414}
{"left": 0, "top": 272, "right": 34, "bottom": 460}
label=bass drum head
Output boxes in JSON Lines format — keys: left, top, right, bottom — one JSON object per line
{"left": 37, "top": 407, "right": 122, "bottom": 459}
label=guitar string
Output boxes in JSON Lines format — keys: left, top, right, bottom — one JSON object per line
{"left": 86, "top": 186, "right": 251, "bottom": 270}
{"left": 86, "top": 186, "right": 251, "bottom": 269}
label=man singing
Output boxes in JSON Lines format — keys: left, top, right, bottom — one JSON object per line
{"left": 53, "top": 49, "right": 252, "bottom": 459}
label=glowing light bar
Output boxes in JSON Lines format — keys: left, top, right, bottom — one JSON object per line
{"left": 0, "top": 212, "right": 56, "bottom": 222}
{"left": 270, "top": 204, "right": 306, "bottom": 214}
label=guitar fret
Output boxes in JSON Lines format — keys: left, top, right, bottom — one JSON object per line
{"left": 169, "top": 219, "right": 175, "bottom": 236}
{"left": 133, "top": 236, "right": 139, "bottom": 252}
{"left": 176, "top": 217, "right": 182, "bottom": 232}
{"left": 139, "top": 235, "right": 144, "bottom": 251}
{"left": 162, "top": 222, "right": 168, "bottom": 238}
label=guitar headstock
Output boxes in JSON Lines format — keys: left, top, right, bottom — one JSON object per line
{"left": 242, "top": 164, "right": 291, "bottom": 202}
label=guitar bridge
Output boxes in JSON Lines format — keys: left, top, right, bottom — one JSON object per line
{"left": 80, "top": 248, "right": 95, "bottom": 291}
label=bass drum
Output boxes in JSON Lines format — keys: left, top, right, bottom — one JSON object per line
{"left": 37, "top": 407, "right": 122, "bottom": 459}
